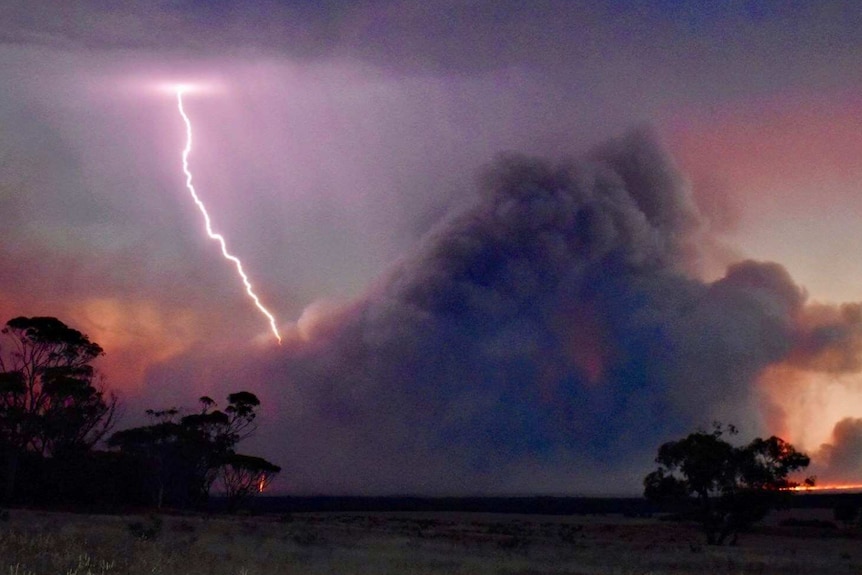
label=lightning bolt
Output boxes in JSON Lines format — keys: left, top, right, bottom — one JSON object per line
{"left": 176, "top": 87, "right": 282, "bottom": 344}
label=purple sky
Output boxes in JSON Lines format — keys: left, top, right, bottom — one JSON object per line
{"left": 2, "top": 1, "right": 862, "bottom": 494}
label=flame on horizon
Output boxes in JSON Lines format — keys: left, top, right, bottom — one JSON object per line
{"left": 789, "top": 483, "right": 862, "bottom": 492}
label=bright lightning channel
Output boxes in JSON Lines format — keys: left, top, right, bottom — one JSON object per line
{"left": 176, "top": 87, "right": 282, "bottom": 344}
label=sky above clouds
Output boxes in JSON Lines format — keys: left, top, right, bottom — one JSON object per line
{"left": 1, "top": 1, "right": 862, "bottom": 494}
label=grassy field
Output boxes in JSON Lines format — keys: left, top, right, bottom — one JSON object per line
{"left": 0, "top": 508, "right": 860, "bottom": 574}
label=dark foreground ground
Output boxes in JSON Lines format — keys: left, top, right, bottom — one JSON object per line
{"left": 2, "top": 501, "right": 861, "bottom": 575}
{"left": 239, "top": 492, "right": 862, "bottom": 515}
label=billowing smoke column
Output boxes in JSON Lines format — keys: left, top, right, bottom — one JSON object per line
{"left": 250, "top": 130, "right": 862, "bottom": 494}
{"left": 817, "top": 418, "right": 862, "bottom": 483}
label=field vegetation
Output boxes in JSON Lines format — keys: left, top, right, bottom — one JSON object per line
{"left": 0, "top": 507, "right": 860, "bottom": 575}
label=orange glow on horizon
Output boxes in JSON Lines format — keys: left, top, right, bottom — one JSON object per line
{"left": 757, "top": 364, "right": 862, "bottom": 454}
{"left": 789, "top": 483, "right": 862, "bottom": 493}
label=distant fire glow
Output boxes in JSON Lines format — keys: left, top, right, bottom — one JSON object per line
{"left": 790, "top": 483, "right": 862, "bottom": 492}
{"left": 176, "top": 87, "right": 282, "bottom": 344}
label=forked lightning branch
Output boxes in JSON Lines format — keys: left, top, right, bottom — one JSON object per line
{"left": 176, "top": 87, "right": 282, "bottom": 343}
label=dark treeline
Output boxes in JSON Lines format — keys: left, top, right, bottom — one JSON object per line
{"left": 0, "top": 316, "right": 280, "bottom": 511}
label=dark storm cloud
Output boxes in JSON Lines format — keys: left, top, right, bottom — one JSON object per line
{"left": 5, "top": 1, "right": 862, "bottom": 78}
{"left": 205, "top": 130, "right": 842, "bottom": 495}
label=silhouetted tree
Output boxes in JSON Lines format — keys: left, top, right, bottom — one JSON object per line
{"left": 219, "top": 453, "right": 281, "bottom": 512}
{"left": 109, "top": 392, "right": 265, "bottom": 509}
{"left": 106, "top": 410, "right": 185, "bottom": 508}
{"left": 0, "top": 316, "right": 117, "bottom": 502}
{"left": 644, "top": 423, "right": 813, "bottom": 545}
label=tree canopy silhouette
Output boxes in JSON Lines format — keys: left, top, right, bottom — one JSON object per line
{"left": 644, "top": 424, "right": 813, "bottom": 545}
{"left": 109, "top": 392, "right": 278, "bottom": 510}
{"left": 0, "top": 316, "right": 117, "bottom": 502}
{"left": 219, "top": 453, "right": 281, "bottom": 512}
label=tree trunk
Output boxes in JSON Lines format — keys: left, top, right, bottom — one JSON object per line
{"left": 156, "top": 480, "right": 164, "bottom": 509}
{"left": 3, "top": 451, "right": 18, "bottom": 504}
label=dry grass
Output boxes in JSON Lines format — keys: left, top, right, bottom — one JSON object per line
{"left": 0, "top": 508, "right": 859, "bottom": 575}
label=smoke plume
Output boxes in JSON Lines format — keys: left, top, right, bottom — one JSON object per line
{"left": 201, "top": 129, "right": 858, "bottom": 495}
{"left": 816, "top": 418, "right": 862, "bottom": 483}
